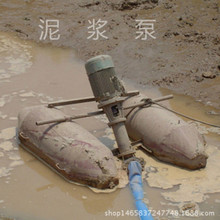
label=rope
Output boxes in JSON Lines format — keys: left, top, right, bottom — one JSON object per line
{"left": 143, "top": 100, "right": 220, "bottom": 128}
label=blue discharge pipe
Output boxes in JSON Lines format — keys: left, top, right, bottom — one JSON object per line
{"left": 128, "top": 161, "right": 154, "bottom": 220}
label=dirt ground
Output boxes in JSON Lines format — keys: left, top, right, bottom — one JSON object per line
{"left": 0, "top": 0, "right": 219, "bottom": 109}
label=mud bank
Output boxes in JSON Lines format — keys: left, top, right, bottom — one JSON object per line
{"left": 0, "top": 0, "right": 219, "bottom": 109}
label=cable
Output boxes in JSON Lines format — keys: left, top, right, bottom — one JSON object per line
{"left": 150, "top": 101, "right": 220, "bottom": 128}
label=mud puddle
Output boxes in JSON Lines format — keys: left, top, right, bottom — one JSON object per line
{"left": 139, "top": 88, "right": 220, "bottom": 219}
{"left": 160, "top": 88, "right": 220, "bottom": 137}
{"left": 0, "top": 32, "right": 133, "bottom": 220}
{"left": 102, "top": 83, "right": 220, "bottom": 219}
{"left": 0, "top": 32, "right": 220, "bottom": 220}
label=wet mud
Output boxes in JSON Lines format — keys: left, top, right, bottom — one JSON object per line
{"left": 0, "top": 32, "right": 220, "bottom": 219}
{"left": 0, "top": 0, "right": 219, "bottom": 109}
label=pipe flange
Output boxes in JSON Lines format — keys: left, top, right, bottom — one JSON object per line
{"left": 98, "top": 97, "right": 126, "bottom": 109}
{"left": 108, "top": 118, "right": 126, "bottom": 127}
{"left": 117, "top": 149, "right": 136, "bottom": 160}
{"left": 122, "top": 157, "right": 146, "bottom": 171}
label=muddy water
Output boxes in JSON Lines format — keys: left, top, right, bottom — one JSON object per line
{"left": 160, "top": 88, "right": 220, "bottom": 138}
{"left": 0, "top": 32, "right": 134, "bottom": 220}
{"left": 0, "top": 32, "right": 220, "bottom": 220}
